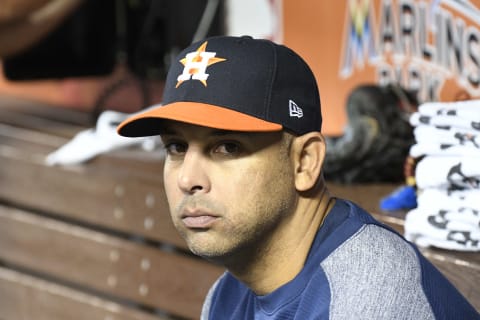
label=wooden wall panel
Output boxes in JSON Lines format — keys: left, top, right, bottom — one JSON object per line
{"left": 0, "top": 206, "right": 224, "bottom": 319}
{"left": 0, "top": 267, "right": 167, "bottom": 320}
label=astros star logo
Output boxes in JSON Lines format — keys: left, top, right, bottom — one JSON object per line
{"left": 176, "top": 41, "right": 226, "bottom": 88}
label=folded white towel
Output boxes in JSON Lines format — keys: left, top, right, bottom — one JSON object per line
{"left": 413, "top": 125, "right": 480, "bottom": 146}
{"left": 415, "top": 156, "right": 480, "bottom": 190}
{"left": 405, "top": 207, "right": 480, "bottom": 251}
{"left": 410, "top": 143, "right": 480, "bottom": 157}
{"left": 416, "top": 191, "right": 480, "bottom": 227}
{"left": 417, "top": 188, "right": 480, "bottom": 210}
{"left": 406, "top": 233, "right": 480, "bottom": 252}
{"left": 418, "top": 100, "right": 480, "bottom": 120}
{"left": 410, "top": 112, "right": 480, "bottom": 131}
{"left": 426, "top": 208, "right": 480, "bottom": 229}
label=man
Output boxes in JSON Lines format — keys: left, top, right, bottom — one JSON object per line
{"left": 117, "top": 36, "right": 478, "bottom": 319}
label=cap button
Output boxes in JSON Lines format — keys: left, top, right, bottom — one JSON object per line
{"left": 238, "top": 35, "right": 254, "bottom": 43}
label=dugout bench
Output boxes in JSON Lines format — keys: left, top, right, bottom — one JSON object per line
{"left": 0, "top": 96, "right": 224, "bottom": 320}
{"left": 0, "top": 96, "right": 478, "bottom": 319}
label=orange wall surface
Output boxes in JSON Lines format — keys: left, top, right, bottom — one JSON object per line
{"left": 283, "top": 0, "right": 480, "bottom": 135}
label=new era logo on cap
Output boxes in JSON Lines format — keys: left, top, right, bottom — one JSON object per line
{"left": 289, "top": 100, "right": 303, "bottom": 118}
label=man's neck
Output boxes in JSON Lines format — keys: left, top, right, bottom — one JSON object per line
{"left": 226, "top": 185, "right": 334, "bottom": 295}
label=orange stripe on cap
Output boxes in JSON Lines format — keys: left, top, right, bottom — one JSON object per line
{"left": 117, "top": 102, "right": 283, "bottom": 137}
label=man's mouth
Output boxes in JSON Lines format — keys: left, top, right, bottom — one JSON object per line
{"left": 182, "top": 215, "right": 218, "bottom": 228}
{"left": 181, "top": 208, "right": 219, "bottom": 229}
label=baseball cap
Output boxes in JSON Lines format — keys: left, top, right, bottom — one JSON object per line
{"left": 117, "top": 35, "right": 322, "bottom": 137}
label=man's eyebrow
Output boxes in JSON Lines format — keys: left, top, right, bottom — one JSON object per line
{"left": 159, "top": 127, "right": 248, "bottom": 137}
{"left": 203, "top": 130, "right": 261, "bottom": 139}
{"left": 210, "top": 130, "right": 244, "bottom": 136}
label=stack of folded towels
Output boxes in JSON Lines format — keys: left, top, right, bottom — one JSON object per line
{"left": 404, "top": 100, "right": 480, "bottom": 252}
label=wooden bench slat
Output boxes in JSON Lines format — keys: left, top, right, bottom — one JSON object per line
{"left": 0, "top": 108, "right": 84, "bottom": 139}
{"left": 0, "top": 122, "right": 70, "bottom": 148}
{"left": 0, "top": 118, "right": 166, "bottom": 176}
{"left": 0, "top": 206, "right": 224, "bottom": 319}
{"left": 0, "top": 96, "right": 91, "bottom": 127}
{"left": 0, "top": 97, "right": 165, "bottom": 173}
{"left": 0, "top": 145, "right": 187, "bottom": 248}
{"left": 0, "top": 266, "right": 167, "bottom": 320}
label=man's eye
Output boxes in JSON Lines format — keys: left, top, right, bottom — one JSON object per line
{"left": 165, "top": 142, "right": 187, "bottom": 155}
{"left": 214, "top": 142, "right": 240, "bottom": 155}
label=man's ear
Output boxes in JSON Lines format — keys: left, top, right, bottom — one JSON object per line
{"left": 291, "top": 132, "right": 326, "bottom": 192}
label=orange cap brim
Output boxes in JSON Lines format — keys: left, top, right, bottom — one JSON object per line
{"left": 117, "top": 102, "right": 283, "bottom": 137}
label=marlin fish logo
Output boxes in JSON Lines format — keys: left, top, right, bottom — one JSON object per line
{"left": 340, "top": 0, "right": 378, "bottom": 78}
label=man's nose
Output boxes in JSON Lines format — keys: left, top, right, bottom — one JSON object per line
{"left": 177, "top": 149, "right": 211, "bottom": 194}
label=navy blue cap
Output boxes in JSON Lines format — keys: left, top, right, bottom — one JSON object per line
{"left": 118, "top": 36, "right": 322, "bottom": 137}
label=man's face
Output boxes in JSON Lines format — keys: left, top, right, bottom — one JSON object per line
{"left": 160, "top": 121, "right": 297, "bottom": 263}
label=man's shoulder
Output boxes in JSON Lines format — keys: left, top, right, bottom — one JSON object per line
{"left": 323, "top": 222, "right": 420, "bottom": 275}
{"left": 320, "top": 221, "right": 479, "bottom": 319}
{"left": 321, "top": 223, "right": 436, "bottom": 318}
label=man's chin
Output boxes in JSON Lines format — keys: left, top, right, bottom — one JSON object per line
{"left": 185, "top": 238, "right": 232, "bottom": 263}
{"left": 190, "top": 249, "right": 229, "bottom": 266}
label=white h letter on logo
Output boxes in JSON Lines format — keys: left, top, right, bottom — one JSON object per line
{"left": 177, "top": 51, "right": 217, "bottom": 82}
{"left": 289, "top": 100, "right": 304, "bottom": 118}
